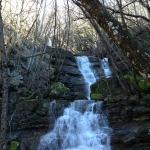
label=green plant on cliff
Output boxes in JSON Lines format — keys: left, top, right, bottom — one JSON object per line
{"left": 91, "top": 93, "right": 103, "bottom": 100}
{"left": 124, "top": 75, "right": 150, "bottom": 91}
{"left": 9, "top": 141, "right": 19, "bottom": 150}
{"left": 49, "top": 82, "right": 69, "bottom": 98}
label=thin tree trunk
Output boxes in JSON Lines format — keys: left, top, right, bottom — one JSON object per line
{"left": 90, "top": 18, "right": 130, "bottom": 93}
{"left": 0, "top": 1, "right": 8, "bottom": 150}
{"left": 75, "top": 0, "right": 150, "bottom": 83}
{"left": 116, "top": 0, "right": 142, "bottom": 98}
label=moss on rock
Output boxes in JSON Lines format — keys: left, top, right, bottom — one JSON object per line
{"left": 91, "top": 78, "right": 116, "bottom": 97}
{"left": 91, "top": 93, "right": 103, "bottom": 100}
{"left": 9, "top": 141, "right": 19, "bottom": 150}
{"left": 49, "top": 82, "right": 69, "bottom": 98}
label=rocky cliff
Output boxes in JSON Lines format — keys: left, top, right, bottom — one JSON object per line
{"left": 102, "top": 98, "right": 150, "bottom": 150}
{"left": 1, "top": 47, "right": 150, "bottom": 150}
{"left": 2, "top": 47, "right": 105, "bottom": 149}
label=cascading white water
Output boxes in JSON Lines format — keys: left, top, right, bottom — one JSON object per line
{"left": 101, "top": 58, "right": 112, "bottom": 78}
{"left": 37, "top": 56, "right": 111, "bottom": 150}
{"left": 76, "top": 56, "right": 96, "bottom": 100}
{"left": 37, "top": 100, "right": 111, "bottom": 150}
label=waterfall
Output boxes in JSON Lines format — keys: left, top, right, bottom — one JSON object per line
{"left": 76, "top": 56, "right": 96, "bottom": 100}
{"left": 37, "top": 56, "right": 112, "bottom": 150}
{"left": 101, "top": 58, "right": 112, "bottom": 78}
{"left": 37, "top": 100, "right": 111, "bottom": 150}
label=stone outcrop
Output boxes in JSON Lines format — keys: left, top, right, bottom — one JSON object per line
{"left": 57, "top": 55, "right": 104, "bottom": 100}
{"left": 102, "top": 97, "right": 150, "bottom": 150}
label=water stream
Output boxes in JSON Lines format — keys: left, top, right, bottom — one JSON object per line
{"left": 37, "top": 100, "right": 111, "bottom": 150}
{"left": 101, "top": 58, "right": 112, "bottom": 78}
{"left": 37, "top": 56, "right": 111, "bottom": 150}
{"left": 76, "top": 56, "right": 96, "bottom": 100}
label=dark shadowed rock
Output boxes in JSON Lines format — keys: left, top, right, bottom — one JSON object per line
{"left": 102, "top": 98, "right": 150, "bottom": 150}
{"left": 60, "top": 66, "right": 82, "bottom": 76}
{"left": 7, "top": 99, "right": 70, "bottom": 150}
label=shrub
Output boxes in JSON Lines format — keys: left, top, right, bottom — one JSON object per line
{"left": 124, "top": 75, "right": 150, "bottom": 91}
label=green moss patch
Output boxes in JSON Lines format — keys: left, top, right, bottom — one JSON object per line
{"left": 9, "top": 141, "right": 19, "bottom": 150}
{"left": 91, "top": 93, "right": 103, "bottom": 100}
{"left": 48, "top": 82, "right": 69, "bottom": 98}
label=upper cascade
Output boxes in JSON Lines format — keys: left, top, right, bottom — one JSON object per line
{"left": 101, "top": 58, "right": 112, "bottom": 78}
{"left": 76, "top": 56, "right": 97, "bottom": 100}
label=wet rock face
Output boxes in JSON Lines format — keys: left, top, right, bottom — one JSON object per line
{"left": 102, "top": 98, "right": 150, "bottom": 150}
{"left": 7, "top": 99, "right": 70, "bottom": 150}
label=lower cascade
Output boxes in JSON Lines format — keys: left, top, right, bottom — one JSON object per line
{"left": 37, "top": 100, "right": 111, "bottom": 150}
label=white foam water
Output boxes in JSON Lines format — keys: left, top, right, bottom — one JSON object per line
{"left": 76, "top": 56, "right": 96, "bottom": 100}
{"left": 37, "top": 100, "right": 111, "bottom": 150}
{"left": 101, "top": 58, "right": 112, "bottom": 78}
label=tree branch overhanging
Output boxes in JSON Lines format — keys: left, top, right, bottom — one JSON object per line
{"left": 139, "top": 0, "right": 150, "bottom": 13}
{"left": 106, "top": 6, "right": 150, "bottom": 22}
{"left": 75, "top": 0, "right": 150, "bottom": 83}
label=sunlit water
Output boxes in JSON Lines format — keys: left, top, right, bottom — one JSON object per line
{"left": 76, "top": 56, "right": 96, "bottom": 100}
{"left": 37, "top": 100, "right": 111, "bottom": 150}
{"left": 101, "top": 58, "right": 112, "bottom": 78}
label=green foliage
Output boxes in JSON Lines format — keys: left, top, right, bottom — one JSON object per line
{"left": 124, "top": 75, "right": 150, "bottom": 91}
{"left": 9, "top": 141, "right": 19, "bottom": 150}
{"left": 91, "top": 93, "right": 103, "bottom": 100}
{"left": 49, "top": 82, "right": 69, "bottom": 98}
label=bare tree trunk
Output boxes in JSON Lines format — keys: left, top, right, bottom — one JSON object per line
{"left": 0, "top": 1, "right": 8, "bottom": 150}
{"left": 116, "top": 0, "right": 142, "bottom": 98}
{"left": 75, "top": 0, "right": 150, "bottom": 83}
{"left": 90, "top": 18, "right": 130, "bottom": 93}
